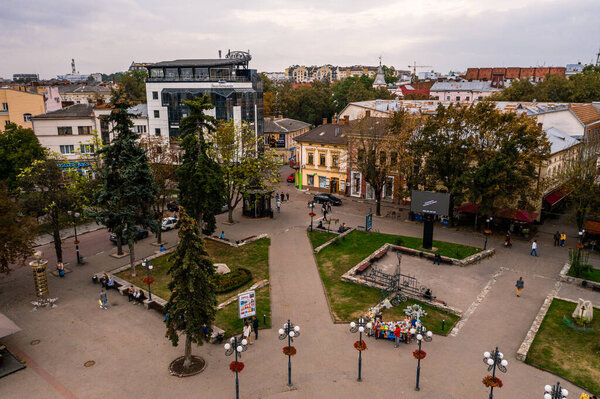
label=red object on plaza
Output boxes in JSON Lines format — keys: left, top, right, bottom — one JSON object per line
{"left": 412, "top": 349, "right": 426, "bottom": 360}
{"left": 482, "top": 375, "right": 503, "bottom": 388}
{"left": 354, "top": 340, "right": 367, "bottom": 351}
{"left": 143, "top": 277, "right": 155, "bottom": 285}
{"left": 229, "top": 361, "right": 245, "bottom": 373}
{"left": 309, "top": 212, "right": 316, "bottom": 217}
{"left": 283, "top": 346, "right": 297, "bottom": 356}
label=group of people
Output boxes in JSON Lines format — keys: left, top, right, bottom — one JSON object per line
{"left": 275, "top": 193, "right": 289, "bottom": 213}
{"left": 99, "top": 273, "right": 115, "bottom": 290}
{"left": 553, "top": 231, "right": 568, "bottom": 247}
{"left": 127, "top": 285, "right": 146, "bottom": 304}
{"left": 371, "top": 315, "right": 425, "bottom": 347}
{"left": 242, "top": 316, "right": 260, "bottom": 343}
{"left": 321, "top": 201, "right": 332, "bottom": 221}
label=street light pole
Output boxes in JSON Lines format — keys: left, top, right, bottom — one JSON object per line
{"left": 279, "top": 319, "right": 301, "bottom": 387}
{"left": 350, "top": 316, "right": 372, "bottom": 382}
{"left": 483, "top": 346, "right": 508, "bottom": 399}
{"left": 544, "top": 381, "right": 569, "bottom": 399}
{"left": 142, "top": 258, "right": 153, "bottom": 301}
{"left": 224, "top": 336, "right": 248, "bottom": 399}
{"left": 67, "top": 211, "right": 82, "bottom": 264}
{"left": 411, "top": 328, "right": 432, "bottom": 391}
{"left": 484, "top": 217, "right": 493, "bottom": 250}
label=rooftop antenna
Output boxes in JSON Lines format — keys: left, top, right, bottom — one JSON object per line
{"left": 379, "top": 55, "right": 382, "bottom": 67}
{"left": 71, "top": 58, "right": 76, "bottom": 74}
{"left": 218, "top": 50, "right": 222, "bottom": 59}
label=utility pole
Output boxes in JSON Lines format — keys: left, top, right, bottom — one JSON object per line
{"left": 408, "top": 61, "right": 432, "bottom": 83}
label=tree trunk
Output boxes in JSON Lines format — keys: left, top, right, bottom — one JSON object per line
{"left": 156, "top": 221, "right": 163, "bottom": 244}
{"left": 129, "top": 241, "right": 136, "bottom": 277}
{"left": 375, "top": 190, "right": 382, "bottom": 216}
{"left": 52, "top": 226, "right": 63, "bottom": 263}
{"left": 183, "top": 334, "right": 192, "bottom": 370}
{"left": 228, "top": 207, "right": 234, "bottom": 224}
{"left": 116, "top": 233, "right": 123, "bottom": 256}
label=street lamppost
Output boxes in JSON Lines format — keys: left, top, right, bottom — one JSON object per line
{"left": 279, "top": 319, "right": 300, "bottom": 386}
{"left": 66, "top": 210, "right": 82, "bottom": 264}
{"left": 484, "top": 216, "right": 493, "bottom": 250}
{"left": 224, "top": 336, "right": 248, "bottom": 399}
{"left": 411, "top": 328, "right": 432, "bottom": 391}
{"left": 544, "top": 382, "right": 569, "bottom": 399}
{"left": 349, "top": 316, "right": 372, "bottom": 381}
{"left": 142, "top": 258, "right": 153, "bottom": 301}
{"left": 483, "top": 347, "right": 508, "bottom": 399}
{"left": 577, "top": 230, "right": 584, "bottom": 263}
{"left": 308, "top": 201, "right": 316, "bottom": 231}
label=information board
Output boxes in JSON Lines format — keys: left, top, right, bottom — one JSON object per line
{"left": 238, "top": 290, "right": 256, "bottom": 319}
{"left": 366, "top": 213, "right": 373, "bottom": 231}
{"left": 410, "top": 190, "right": 451, "bottom": 216}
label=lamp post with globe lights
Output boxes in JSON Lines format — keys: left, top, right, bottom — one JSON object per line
{"left": 67, "top": 210, "right": 82, "bottom": 264}
{"left": 279, "top": 319, "right": 300, "bottom": 386}
{"left": 224, "top": 336, "right": 248, "bottom": 399}
{"left": 411, "top": 328, "right": 432, "bottom": 391}
{"left": 349, "top": 316, "right": 372, "bottom": 381}
{"left": 544, "top": 382, "right": 568, "bottom": 399}
{"left": 482, "top": 347, "right": 508, "bottom": 399}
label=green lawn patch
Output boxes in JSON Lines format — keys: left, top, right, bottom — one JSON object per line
{"left": 308, "top": 231, "right": 337, "bottom": 248}
{"left": 116, "top": 238, "right": 271, "bottom": 335}
{"left": 567, "top": 266, "right": 600, "bottom": 283}
{"left": 380, "top": 299, "right": 460, "bottom": 336}
{"left": 214, "top": 286, "right": 271, "bottom": 338}
{"left": 526, "top": 298, "right": 600, "bottom": 395}
{"left": 311, "top": 230, "right": 478, "bottom": 321}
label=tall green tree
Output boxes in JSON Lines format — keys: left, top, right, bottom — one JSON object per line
{"left": 18, "top": 158, "right": 74, "bottom": 264}
{"left": 0, "top": 182, "right": 37, "bottom": 274}
{"left": 279, "top": 80, "right": 334, "bottom": 125}
{"left": 177, "top": 96, "right": 225, "bottom": 235}
{"left": 207, "top": 120, "right": 280, "bottom": 223}
{"left": 165, "top": 209, "right": 217, "bottom": 371}
{"left": 93, "top": 90, "right": 157, "bottom": 275}
{"left": 0, "top": 123, "right": 46, "bottom": 191}
{"left": 117, "top": 70, "right": 148, "bottom": 102}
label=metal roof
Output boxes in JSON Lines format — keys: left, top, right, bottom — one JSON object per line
{"left": 149, "top": 59, "right": 246, "bottom": 68}
{"left": 544, "top": 127, "right": 580, "bottom": 154}
{"left": 430, "top": 81, "right": 501, "bottom": 92}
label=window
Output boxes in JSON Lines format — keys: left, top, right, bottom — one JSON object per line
{"left": 307, "top": 174, "right": 315, "bottom": 186}
{"left": 319, "top": 176, "right": 327, "bottom": 188}
{"left": 60, "top": 145, "right": 75, "bottom": 154}
{"left": 210, "top": 68, "right": 230, "bottom": 79}
{"left": 357, "top": 149, "right": 364, "bottom": 163}
{"left": 135, "top": 125, "right": 147, "bottom": 134}
{"left": 307, "top": 152, "right": 314, "bottom": 165}
{"left": 4, "top": 120, "right": 10, "bottom": 125}
{"left": 80, "top": 144, "right": 95, "bottom": 154}
{"left": 155, "top": 128, "right": 161, "bottom": 136}
{"left": 150, "top": 68, "right": 164, "bottom": 78}
{"left": 332, "top": 154, "right": 339, "bottom": 167}
{"left": 58, "top": 126, "right": 73, "bottom": 135}
{"left": 152, "top": 91, "right": 158, "bottom": 100}
{"left": 180, "top": 68, "right": 193, "bottom": 80}
{"left": 478, "top": 96, "right": 483, "bottom": 100}
{"left": 78, "top": 126, "right": 92, "bottom": 135}
{"left": 319, "top": 153, "right": 326, "bottom": 166}
{"left": 1, "top": 103, "right": 8, "bottom": 111}
{"left": 456, "top": 96, "right": 460, "bottom": 101}
{"left": 23, "top": 113, "right": 32, "bottom": 122}
{"left": 379, "top": 151, "right": 387, "bottom": 165}
{"left": 194, "top": 68, "right": 209, "bottom": 80}
{"left": 390, "top": 152, "right": 398, "bottom": 165}
{"left": 446, "top": 96, "right": 450, "bottom": 101}
{"left": 154, "top": 110, "right": 160, "bottom": 118}
{"left": 165, "top": 68, "right": 178, "bottom": 79}
{"left": 465, "top": 96, "right": 470, "bottom": 101}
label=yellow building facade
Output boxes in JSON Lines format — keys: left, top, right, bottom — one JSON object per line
{"left": 0, "top": 88, "right": 45, "bottom": 129}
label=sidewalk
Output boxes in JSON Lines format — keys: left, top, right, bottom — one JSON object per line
{"left": 34, "top": 222, "right": 105, "bottom": 247}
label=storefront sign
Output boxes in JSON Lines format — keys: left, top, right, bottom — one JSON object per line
{"left": 238, "top": 290, "right": 256, "bottom": 319}
{"left": 56, "top": 162, "right": 90, "bottom": 169}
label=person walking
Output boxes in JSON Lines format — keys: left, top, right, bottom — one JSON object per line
{"left": 252, "top": 316, "right": 259, "bottom": 340}
{"left": 516, "top": 276, "right": 524, "bottom": 297}
{"left": 276, "top": 199, "right": 281, "bottom": 213}
{"left": 327, "top": 201, "right": 332, "bottom": 213}
{"left": 99, "top": 289, "right": 108, "bottom": 309}
{"left": 243, "top": 321, "right": 253, "bottom": 345}
{"left": 530, "top": 240, "right": 538, "bottom": 256}
{"left": 275, "top": 193, "right": 279, "bottom": 202}
{"left": 281, "top": 192, "right": 285, "bottom": 202}
{"left": 286, "top": 193, "right": 290, "bottom": 201}
{"left": 560, "top": 232, "right": 566, "bottom": 247}
{"left": 553, "top": 231, "right": 560, "bottom": 247}
{"left": 394, "top": 324, "right": 402, "bottom": 347}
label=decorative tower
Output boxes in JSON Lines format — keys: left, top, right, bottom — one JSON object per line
{"left": 372, "top": 56, "right": 387, "bottom": 89}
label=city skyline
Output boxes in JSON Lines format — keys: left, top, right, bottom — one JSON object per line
{"left": 1, "top": 0, "right": 600, "bottom": 79}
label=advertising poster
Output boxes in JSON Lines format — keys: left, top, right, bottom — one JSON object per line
{"left": 238, "top": 290, "right": 256, "bottom": 319}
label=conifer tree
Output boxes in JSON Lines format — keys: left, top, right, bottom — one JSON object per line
{"left": 164, "top": 209, "right": 217, "bottom": 371}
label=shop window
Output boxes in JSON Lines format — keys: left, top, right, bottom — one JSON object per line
{"left": 307, "top": 174, "right": 314, "bottom": 186}
{"left": 319, "top": 176, "right": 327, "bottom": 188}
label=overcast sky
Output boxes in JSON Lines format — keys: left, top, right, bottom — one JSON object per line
{"left": 1, "top": 0, "right": 599, "bottom": 79}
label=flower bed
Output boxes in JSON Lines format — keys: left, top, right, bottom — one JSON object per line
{"left": 213, "top": 268, "right": 253, "bottom": 294}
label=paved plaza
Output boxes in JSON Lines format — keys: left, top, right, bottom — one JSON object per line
{"left": 1, "top": 171, "right": 599, "bottom": 398}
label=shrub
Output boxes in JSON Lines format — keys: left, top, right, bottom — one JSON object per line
{"left": 213, "top": 268, "right": 253, "bottom": 293}
{"left": 395, "top": 238, "right": 404, "bottom": 246}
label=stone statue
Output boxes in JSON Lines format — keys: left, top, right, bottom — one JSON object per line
{"left": 572, "top": 298, "right": 594, "bottom": 323}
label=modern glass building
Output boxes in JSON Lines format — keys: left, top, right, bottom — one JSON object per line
{"left": 145, "top": 51, "right": 263, "bottom": 140}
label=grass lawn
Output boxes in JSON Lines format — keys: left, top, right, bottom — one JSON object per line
{"left": 567, "top": 266, "right": 600, "bottom": 283}
{"left": 526, "top": 299, "right": 600, "bottom": 395}
{"left": 312, "top": 230, "right": 479, "bottom": 321}
{"left": 116, "top": 237, "right": 271, "bottom": 335}
{"left": 308, "top": 231, "right": 337, "bottom": 249}
{"left": 380, "top": 299, "right": 460, "bottom": 336}
{"left": 214, "top": 286, "right": 271, "bottom": 338}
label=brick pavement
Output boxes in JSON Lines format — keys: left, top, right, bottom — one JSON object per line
{"left": 0, "top": 175, "right": 596, "bottom": 398}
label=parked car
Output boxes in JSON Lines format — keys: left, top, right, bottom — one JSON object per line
{"left": 109, "top": 227, "right": 149, "bottom": 245}
{"left": 167, "top": 200, "right": 180, "bottom": 212}
{"left": 286, "top": 173, "right": 295, "bottom": 183}
{"left": 161, "top": 217, "right": 178, "bottom": 231}
{"left": 313, "top": 193, "right": 342, "bottom": 206}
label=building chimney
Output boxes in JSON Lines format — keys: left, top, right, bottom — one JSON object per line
{"left": 323, "top": 117, "right": 328, "bottom": 125}
{"left": 365, "top": 110, "right": 371, "bottom": 117}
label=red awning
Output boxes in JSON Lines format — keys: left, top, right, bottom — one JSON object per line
{"left": 544, "top": 186, "right": 571, "bottom": 206}
{"left": 585, "top": 220, "right": 600, "bottom": 235}
{"left": 455, "top": 203, "right": 481, "bottom": 213}
{"left": 455, "top": 203, "right": 537, "bottom": 222}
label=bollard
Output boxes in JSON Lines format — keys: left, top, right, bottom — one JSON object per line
{"left": 442, "top": 319, "right": 445, "bottom": 331}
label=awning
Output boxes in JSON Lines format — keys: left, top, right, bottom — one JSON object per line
{"left": 544, "top": 185, "right": 571, "bottom": 207}
{"left": 0, "top": 313, "right": 21, "bottom": 339}
{"left": 455, "top": 203, "right": 480, "bottom": 214}
{"left": 585, "top": 220, "right": 600, "bottom": 235}
{"left": 455, "top": 203, "right": 537, "bottom": 222}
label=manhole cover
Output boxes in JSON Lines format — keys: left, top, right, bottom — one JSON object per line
{"left": 30, "top": 339, "right": 40, "bottom": 345}
{"left": 84, "top": 360, "right": 95, "bottom": 367}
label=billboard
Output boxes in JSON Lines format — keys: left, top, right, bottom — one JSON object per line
{"left": 410, "top": 190, "right": 451, "bottom": 217}
{"left": 238, "top": 290, "right": 256, "bottom": 319}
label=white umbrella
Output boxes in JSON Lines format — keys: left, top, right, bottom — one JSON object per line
{"left": 0, "top": 313, "right": 21, "bottom": 339}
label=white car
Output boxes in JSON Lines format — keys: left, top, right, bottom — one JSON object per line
{"left": 161, "top": 217, "right": 178, "bottom": 231}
